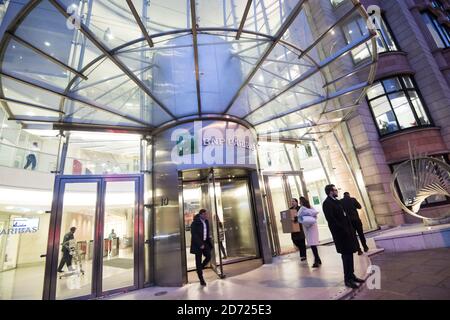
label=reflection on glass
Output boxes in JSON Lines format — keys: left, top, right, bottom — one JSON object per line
{"left": 0, "top": 212, "right": 50, "bottom": 299}
{"left": 102, "top": 181, "right": 135, "bottom": 292}
{"left": 218, "top": 179, "right": 258, "bottom": 260}
{"left": 183, "top": 177, "right": 258, "bottom": 273}
{"left": 56, "top": 183, "right": 97, "bottom": 300}
{"left": 267, "top": 176, "right": 293, "bottom": 253}
{"left": 64, "top": 132, "right": 140, "bottom": 175}
{"left": 183, "top": 183, "right": 202, "bottom": 271}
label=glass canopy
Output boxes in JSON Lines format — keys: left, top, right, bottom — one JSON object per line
{"left": 0, "top": 0, "right": 377, "bottom": 141}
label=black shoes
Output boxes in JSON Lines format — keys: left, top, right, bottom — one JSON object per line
{"left": 352, "top": 276, "right": 365, "bottom": 283}
{"left": 300, "top": 257, "right": 307, "bottom": 261}
{"left": 200, "top": 279, "right": 207, "bottom": 286}
{"left": 57, "top": 269, "right": 64, "bottom": 273}
{"left": 312, "top": 259, "right": 321, "bottom": 268}
{"left": 357, "top": 249, "right": 363, "bottom": 255}
{"left": 344, "top": 280, "right": 359, "bottom": 289}
{"left": 363, "top": 246, "right": 369, "bottom": 252}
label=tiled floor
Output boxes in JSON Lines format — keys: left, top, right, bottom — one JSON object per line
{"left": 104, "top": 245, "right": 373, "bottom": 300}
{"left": 353, "top": 248, "right": 450, "bottom": 300}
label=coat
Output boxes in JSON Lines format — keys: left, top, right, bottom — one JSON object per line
{"left": 297, "top": 206, "right": 320, "bottom": 246}
{"left": 322, "top": 197, "right": 358, "bottom": 254}
{"left": 340, "top": 196, "right": 362, "bottom": 221}
{"left": 190, "top": 214, "right": 213, "bottom": 254}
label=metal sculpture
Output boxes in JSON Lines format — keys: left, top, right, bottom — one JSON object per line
{"left": 391, "top": 155, "right": 450, "bottom": 223}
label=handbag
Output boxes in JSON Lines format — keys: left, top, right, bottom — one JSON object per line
{"left": 300, "top": 215, "right": 316, "bottom": 227}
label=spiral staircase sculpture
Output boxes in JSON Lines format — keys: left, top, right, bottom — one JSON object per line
{"left": 391, "top": 156, "right": 450, "bottom": 224}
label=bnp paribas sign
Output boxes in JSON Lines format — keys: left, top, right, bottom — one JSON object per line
{"left": 0, "top": 218, "right": 39, "bottom": 235}
{"left": 171, "top": 121, "right": 258, "bottom": 165}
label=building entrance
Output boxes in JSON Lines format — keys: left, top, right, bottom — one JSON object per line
{"left": 42, "top": 174, "right": 143, "bottom": 300}
{"left": 263, "top": 172, "right": 332, "bottom": 256}
{"left": 181, "top": 168, "right": 259, "bottom": 282}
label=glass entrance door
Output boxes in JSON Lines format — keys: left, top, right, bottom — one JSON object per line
{"left": 44, "top": 175, "right": 142, "bottom": 300}
{"left": 207, "top": 171, "right": 224, "bottom": 278}
{"left": 182, "top": 168, "right": 258, "bottom": 282}
{"left": 264, "top": 173, "right": 305, "bottom": 255}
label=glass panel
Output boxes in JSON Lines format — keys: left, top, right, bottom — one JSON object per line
{"left": 342, "top": 17, "right": 372, "bottom": 63}
{"left": 0, "top": 209, "right": 50, "bottom": 299}
{"left": 65, "top": 132, "right": 141, "bottom": 175}
{"left": 147, "top": 0, "right": 189, "bottom": 33}
{"left": 366, "top": 82, "right": 385, "bottom": 100}
{"left": 369, "top": 96, "right": 399, "bottom": 134}
{"left": 14, "top": 0, "right": 99, "bottom": 67}
{"left": 56, "top": 182, "right": 97, "bottom": 300}
{"left": 382, "top": 78, "right": 402, "bottom": 93}
{"left": 267, "top": 176, "right": 293, "bottom": 253}
{"left": 183, "top": 182, "right": 202, "bottom": 270}
{"left": 389, "top": 92, "right": 417, "bottom": 129}
{"left": 208, "top": 176, "right": 221, "bottom": 274}
{"left": 196, "top": 0, "right": 250, "bottom": 29}
{"left": 216, "top": 179, "right": 257, "bottom": 260}
{"left": 102, "top": 180, "right": 136, "bottom": 292}
{"left": 287, "top": 176, "right": 302, "bottom": 199}
{"left": 377, "top": 18, "right": 398, "bottom": 52}
{"left": 422, "top": 13, "right": 446, "bottom": 48}
{"left": 408, "top": 91, "right": 430, "bottom": 125}
{"left": 402, "top": 76, "right": 415, "bottom": 89}
{"left": 2, "top": 39, "right": 71, "bottom": 90}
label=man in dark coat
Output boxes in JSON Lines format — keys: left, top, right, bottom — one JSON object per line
{"left": 289, "top": 198, "right": 307, "bottom": 261}
{"left": 57, "top": 226, "right": 76, "bottom": 273}
{"left": 190, "top": 209, "right": 213, "bottom": 286}
{"left": 322, "top": 185, "right": 364, "bottom": 289}
{"left": 341, "top": 192, "right": 369, "bottom": 255}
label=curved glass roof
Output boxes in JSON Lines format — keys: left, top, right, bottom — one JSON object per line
{"left": 0, "top": 0, "right": 377, "bottom": 140}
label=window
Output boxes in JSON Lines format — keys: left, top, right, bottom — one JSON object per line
{"left": 342, "top": 16, "right": 398, "bottom": 64}
{"left": 431, "top": 0, "right": 445, "bottom": 10}
{"left": 330, "top": 0, "right": 345, "bottom": 7}
{"left": 366, "top": 76, "right": 431, "bottom": 136}
{"left": 421, "top": 11, "right": 450, "bottom": 48}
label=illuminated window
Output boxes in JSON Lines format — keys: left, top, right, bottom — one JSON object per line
{"left": 421, "top": 11, "right": 450, "bottom": 48}
{"left": 342, "top": 16, "right": 398, "bottom": 64}
{"left": 366, "top": 76, "right": 431, "bottom": 136}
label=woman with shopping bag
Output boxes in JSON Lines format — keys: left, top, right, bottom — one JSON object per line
{"left": 298, "top": 197, "right": 322, "bottom": 268}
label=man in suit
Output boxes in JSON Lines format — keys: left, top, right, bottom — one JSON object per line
{"left": 341, "top": 192, "right": 369, "bottom": 255}
{"left": 322, "top": 185, "right": 365, "bottom": 289}
{"left": 190, "top": 209, "right": 213, "bottom": 286}
{"left": 57, "top": 226, "right": 76, "bottom": 273}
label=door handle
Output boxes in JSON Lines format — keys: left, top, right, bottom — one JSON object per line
{"left": 40, "top": 254, "right": 46, "bottom": 258}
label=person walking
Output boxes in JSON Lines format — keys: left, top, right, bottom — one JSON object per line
{"left": 322, "top": 185, "right": 365, "bottom": 289}
{"left": 341, "top": 192, "right": 369, "bottom": 255}
{"left": 57, "top": 227, "right": 76, "bottom": 273}
{"left": 24, "top": 142, "right": 39, "bottom": 170}
{"left": 190, "top": 209, "right": 213, "bottom": 286}
{"left": 289, "top": 198, "right": 307, "bottom": 262}
{"left": 298, "top": 196, "right": 322, "bottom": 268}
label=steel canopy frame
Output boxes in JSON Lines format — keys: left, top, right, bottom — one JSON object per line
{"left": 0, "top": 0, "right": 378, "bottom": 138}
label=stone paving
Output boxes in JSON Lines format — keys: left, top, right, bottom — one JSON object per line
{"left": 353, "top": 248, "right": 450, "bottom": 300}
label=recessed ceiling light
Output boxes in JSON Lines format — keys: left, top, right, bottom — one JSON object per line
{"left": 44, "top": 41, "right": 51, "bottom": 47}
